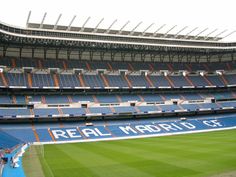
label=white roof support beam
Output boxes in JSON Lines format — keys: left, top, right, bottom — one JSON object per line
{"left": 93, "top": 18, "right": 104, "bottom": 33}
{"left": 80, "top": 16, "right": 91, "bottom": 32}
{"left": 222, "top": 30, "right": 236, "bottom": 40}
{"left": 67, "top": 15, "right": 76, "bottom": 31}
{"left": 105, "top": 19, "right": 117, "bottom": 33}
{"left": 26, "top": 11, "right": 31, "bottom": 28}
{"left": 164, "top": 25, "right": 177, "bottom": 37}
{"left": 184, "top": 27, "right": 198, "bottom": 39}
{"left": 130, "top": 21, "right": 142, "bottom": 35}
{"left": 118, "top": 21, "right": 130, "bottom": 34}
{"left": 53, "top": 14, "right": 62, "bottom": 30}
{"left": 194, "top": 28, "right": 208, "bottom": 39}
{"left": 204, "top": 29, "right": 218, "bottom": 40}
{"left": 40, "top": 12, "right": 47, "bottom": 29}
{"left": 214, "top": 29, "right": 228, "bottom": 40}
{"left": 174, "top": 26, "right": 188, "bottom": 38}
{"left": 142, "top": 23, "right": 154, "bottom": 36}
{"left": 153, "top": 24, "right": 166, "bottom": 36}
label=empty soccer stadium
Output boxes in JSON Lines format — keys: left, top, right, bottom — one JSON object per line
{"left": 1, "top": 5, "right": 236, "bottom": 177}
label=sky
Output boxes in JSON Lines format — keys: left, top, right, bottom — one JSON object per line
{"left": 1, "top": 0, "right": 236, "bottom": 41}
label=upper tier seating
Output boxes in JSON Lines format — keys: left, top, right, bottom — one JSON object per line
{"left": 149, "top": 75, "right": 171, "bottom": 87}
{"left": 82, "top": 74, "right": 105, "bottom": 88}
{"left": 127, "top": 75, "right": 151, "bottom": 87}
{"left": 58, "top": 74, "right": 82, "bottom": 88}
{"left": 1, "top": 57, "right": 236, "bottom": 89}
{"left": 168, "top": 76, "right": 191, "bottom": 87}
{"left": 1, "top": 57, "right": 236, "bottom": 71}
{"left": 205, "top": 75, "right": 225, "bottom": 87}
{"left": 5, "top": 73, "right": 28, "bottom": 87}
{"left": 31, "top": 73, "right": 55, "bottom": 88}
{"left": 187, "top": 75, "right": 210, "bottom": 87}
{"left": 3, "top": 72, "right": 235, "bottom": 89}
{"left": 105, "top": 75, "right": 129, "bottom": 88}
{"left": 224, "top": 74, "right": 236, "bottom": 85}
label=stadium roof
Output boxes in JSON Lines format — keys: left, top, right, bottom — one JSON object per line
{"left": 25, "top": 11, "right": 236, "bottom": 42}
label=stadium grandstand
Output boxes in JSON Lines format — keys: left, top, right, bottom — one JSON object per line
{"left": 1, "top": 11, "right": 236, "bottom": 177}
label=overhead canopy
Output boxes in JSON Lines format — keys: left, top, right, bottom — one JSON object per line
{"left": 26, "top": 11, "right": 234, "bottom": 42}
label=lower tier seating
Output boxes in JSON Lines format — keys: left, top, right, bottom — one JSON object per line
{"left": 1, "top": 115, "right": 236, "bottom": 143}
{"left": 0, "top": 91, "right": 235, "bottom": 104}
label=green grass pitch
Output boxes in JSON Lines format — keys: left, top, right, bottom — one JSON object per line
{"left": 23, "top": 129, "right": 236, "bottom": 177}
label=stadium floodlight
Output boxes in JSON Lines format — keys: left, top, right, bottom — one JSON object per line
{"left": 118, "top": 21, "right": 130, "bottom": 34}
{"left": 67, "top": 15, "right": 76, "bottom": 31}
{"left": 153, "top": 24, "right": 166, "bottom": 36}
{"left": 40, "top": 12, "right": 47, "bottom": 28}
{"left": 80, "top": 16, "right": 91, "bottom": 32}
{"left": 53, "top": 14, "right": 62, "bottom": 30}
{"left": 142, "top": 23, "right": 154, "bottom": 36}
{"left": 105, "top": 19, "right": 117, "bottom": 33}
{"left": 26, "top": 11, "right": 31, "bottom": 28}
{"left": 222, "top": 30, "right": 236, "bottom": 40}
{"left": 204, "top": 29, "right": 218, "bottom": 40}
{"left": 164, "top": 25, "right": 177, "bottom": 37}
{"left": 194, "top": 28, "right": 208, "bottom": 39}
{"left": 93, "top": 18, "right": 104, "bottom": 33}
{"left": 213, "top": 29, "right": 228, "bottom": 40}
{"left": 174, "top": 26, "right": 188, "bottom": 38}
{"left": 184, "top": 27, "right": 198, "bottom": 39}
{"left": 130, "top": 21, "right": 143, "bottom": 35}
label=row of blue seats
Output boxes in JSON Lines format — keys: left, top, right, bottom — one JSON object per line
{"left": 0, "top": 92, "right": 235, "bottom": 104}
{"left": 1, "top": 73, "right": 236, "bottom": 88}
{"left": 0, "top": 101, "right": 235, "bottom": 117}
{"left": 0, "top": 130, "right": 23, "bottom": 149}
{"left": 0, "top": 57, "right": 235, "bottom": 71}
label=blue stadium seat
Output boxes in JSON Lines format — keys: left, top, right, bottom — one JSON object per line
{"left": 5, "top": 73, "right": 28, "bottom": 87}
{"left": 58, "top": 74, "right": 81, "bottom": 88}
{"left": 83, "top": 75, "right": 105, "bottom": 88}
{"left": 127, "top": 75, "right": 150, "bottom": 87}
{"left": 149, "top": 75, "right": 171, "bottom": 87}
{"left": 206, "top": 75, "right": 225, "bottom": 87}
{"left": 188, "top": 76, "right": 209, "bottom": 87}
{"left": 31, "top": 73, "right": 55, "bottom": 88}
{"left": 34, "top": 108, "right": 59, "bottom": 117}
{"left": 0, "top": 130, "right": 23, "bottom": 149}
{"left": 61, "top": 108, "right": 86, "bottom": 115}
{"left": 224, "top": 74, "right": 236, "bottom": 85}
{"left": 0, "top": 108, "right": 30, "bottom": 116}
{"left": 105, "top": 75, "right": 129, "bottom": 88}
{"left": 89, "top": 107, "right": 112, "bottom": 114}
{"left": 169, "top": 76, "right": 190, "bottom": 87}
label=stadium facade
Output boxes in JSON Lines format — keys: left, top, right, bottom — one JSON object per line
{"left": 0, "top": 17, "right": 236, "bottom": 176}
